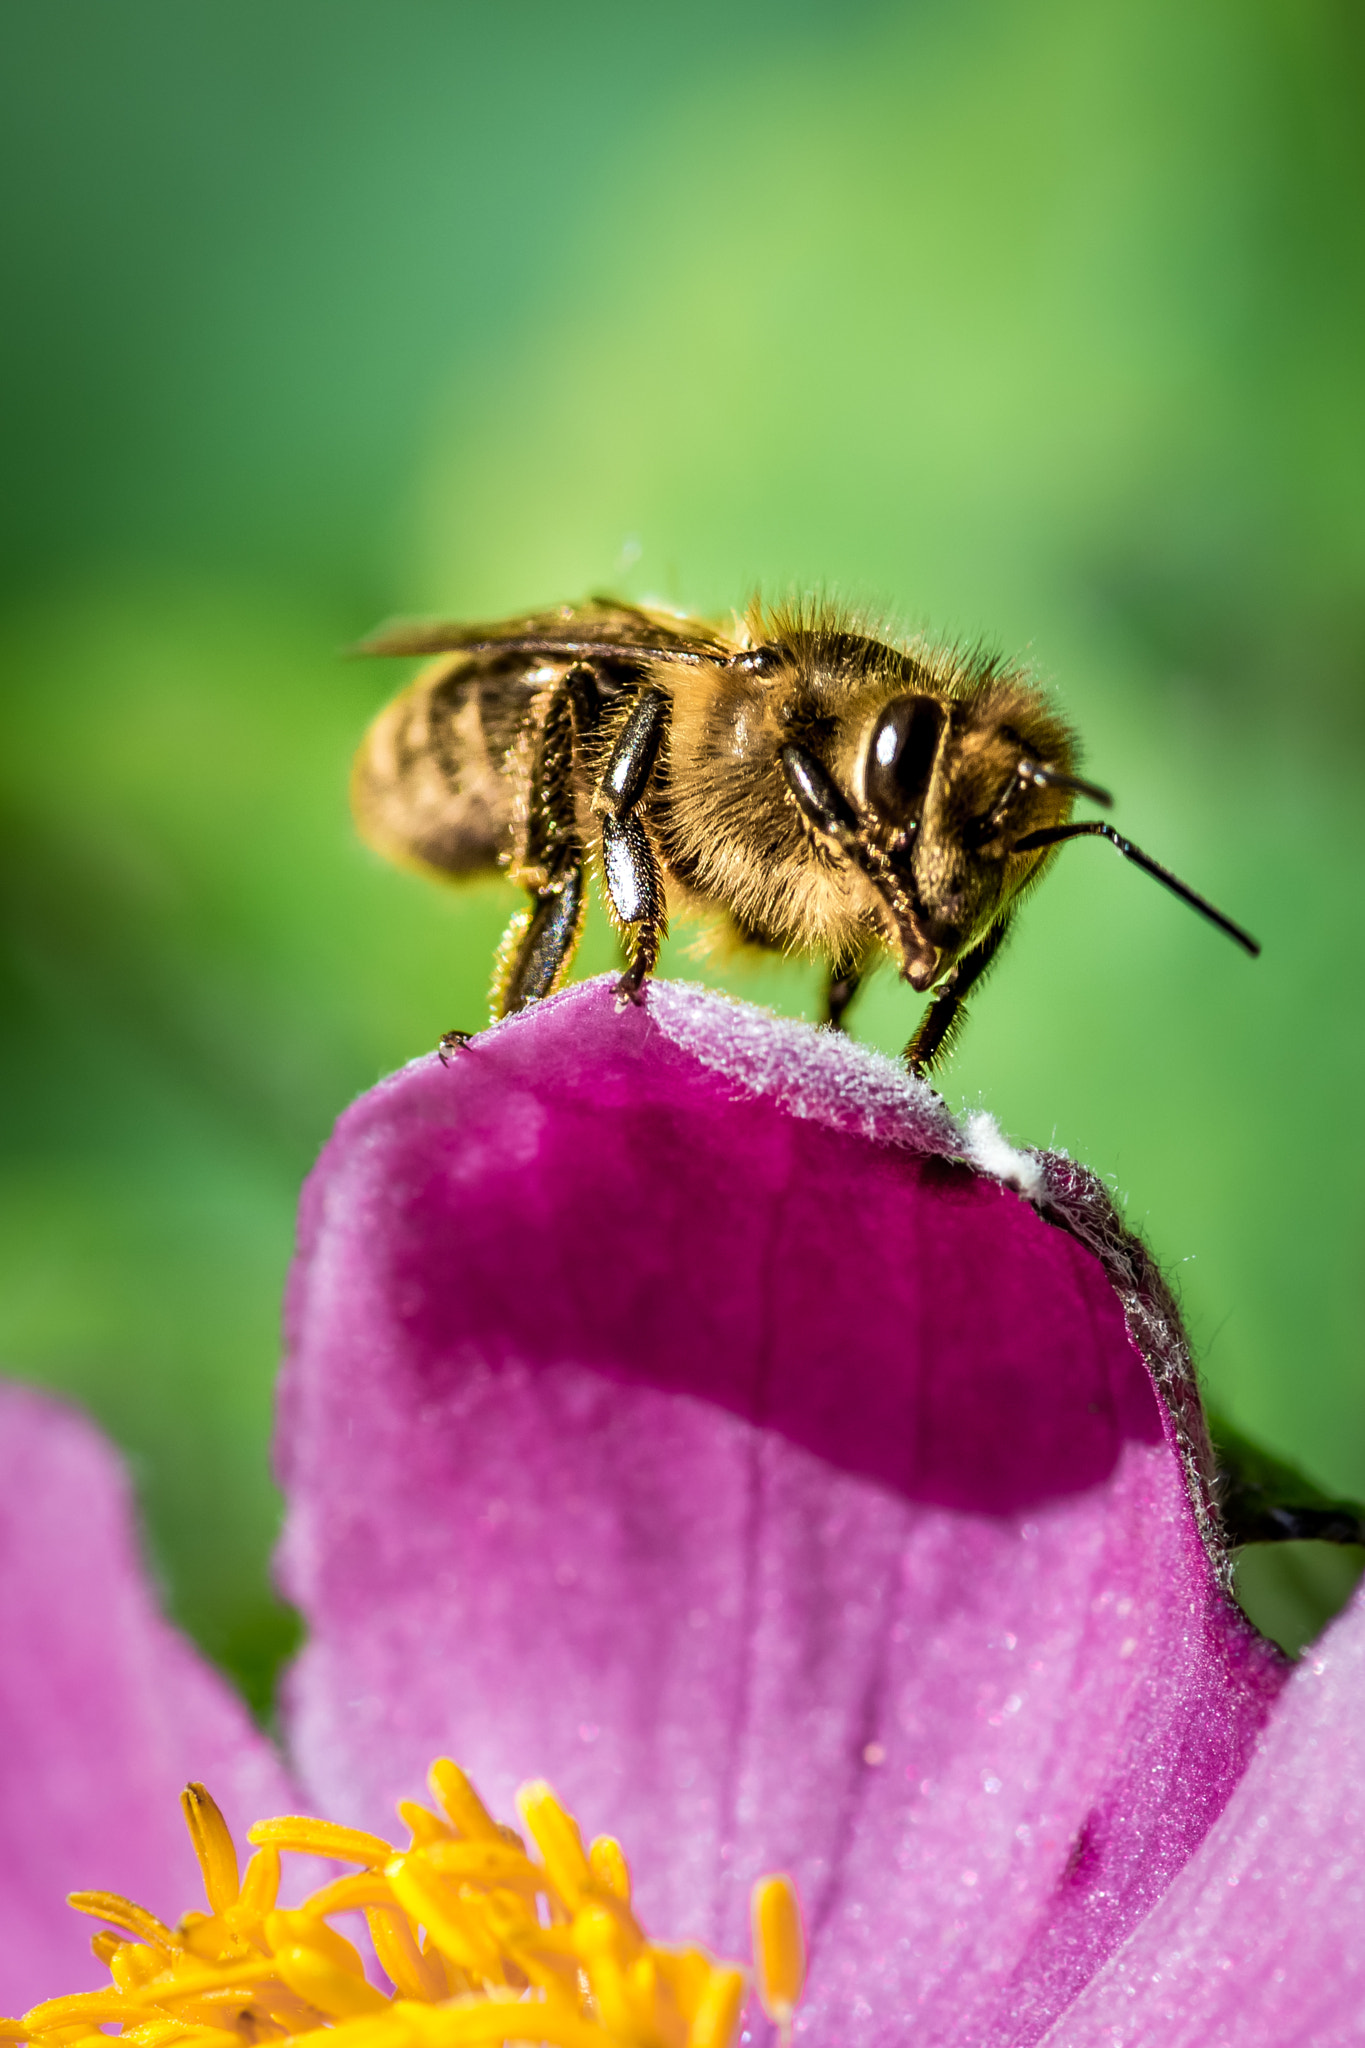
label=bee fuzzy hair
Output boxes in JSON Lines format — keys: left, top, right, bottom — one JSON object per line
{"left": 742, "top": 592, "right": 1064, "bottom": 721}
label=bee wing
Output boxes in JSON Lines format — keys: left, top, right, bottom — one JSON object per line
{"left": 357, "top": 598, "right": 734, "bottom": 666}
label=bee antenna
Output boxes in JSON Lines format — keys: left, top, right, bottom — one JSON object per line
{"left": 1017, "top": 761, "right": 1113, "bottom": 807}
{"left": 1012, "top": 819, "right": 1261, "bottom": 956}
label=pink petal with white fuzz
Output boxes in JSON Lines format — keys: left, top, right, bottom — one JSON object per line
{"left": 278, "top": 980, "right": 1283, "bottom": 2046}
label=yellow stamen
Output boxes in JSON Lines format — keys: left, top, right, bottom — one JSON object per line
{"left": 23, "top": 1995, "right": 139, "bottom": 2031}
{"left": 181, "top": 1789, "right": 240, "bottom": 1917}
{"left": 246, "top": 1821, "right": 393, "bottom": 1870}
{"left": 382, "top": 1856, "right": 503, "bottom": 1985}
{"left": 301, "top": 1877, "right": 394, "bottom": 1919}
{"left": 113, "top": 2028, "right": 204, "bottom": 2046}
{"left": 236, "top": 1848, "right": 281, "bottom": 1923}
{"left": 513, "top": 1784, "right": 591, "bottom": 1910}
{"left": 107, "top": 1948, "right": 164, "bottom": 1994}
{"left": 407, "top": 2001, "right": 611, "bottom": 2048}
{"left": 364, "top": 1912, "right": 445, "bottom": 2005}
{"left": 751, "top": 1874, "right": 806, "bottom": 2045}
{"left": 271, "top": 1953, "right": 387, "bottom": 2023}
{"left": 419, "top": 1842, "right": 542, "bottom": 1896}
{"left": 25, "top": 1759, "right": 805, "bottom": 2048}
{"left": 586, "top": 1838, "right": 630, "bottom": 1904}
{"left": 66, "top": 1896, "right": 176, "bottom": 1954}
{"left": 133, "top": 1960, "right": 280, "bottom": 2003}
{"left": 567, "top": 1907, "right": 644, "bottom": 2041}
{"left": 264, "top": 1917, "right": 366, "bottom": 1984}
{"left": 425, "top": 1764, "right": 498, "bottom": 1844}
{"left": 395, "top": 1804, "right": 451, "bottom": 1850}
{"left": 121, "top": 2032, "right": 241, "bottom": 2048}
{"left": 687, "top": 1968, "right": 748, "bottom": 2048}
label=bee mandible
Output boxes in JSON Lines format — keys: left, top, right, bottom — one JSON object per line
{"left": 352, "top": 597, "right": 1259, "bottom": 1074}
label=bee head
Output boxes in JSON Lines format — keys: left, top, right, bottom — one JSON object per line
{"left": 857, "top": 682, "right": 1087, "bottom": 984}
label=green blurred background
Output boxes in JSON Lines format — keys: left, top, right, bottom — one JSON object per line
{"left": 1, "top": 0, "right": 1361, "bottom": 1707}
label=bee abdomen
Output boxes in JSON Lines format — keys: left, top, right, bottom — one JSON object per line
{"left": 351, "top": 661, "right": 516, "bottom": 880}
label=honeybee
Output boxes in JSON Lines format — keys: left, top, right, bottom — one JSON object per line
{"left": 353, "top": 597, "right": 1258, "bottom": 1074}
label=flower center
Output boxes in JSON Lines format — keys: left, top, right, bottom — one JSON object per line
{"left": 3, "top": 1760, "right": 806, "bottom": 2048}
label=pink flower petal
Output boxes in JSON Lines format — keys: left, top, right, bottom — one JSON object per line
{"left": 1042, "top": 1577, "right": 1365, "bottom": 2044}
{"left": 278, "top": 979, "right": 1283, "bottom": 2045}
{"left": 0, "top": 1385, "right": 297, "bottom": 2015}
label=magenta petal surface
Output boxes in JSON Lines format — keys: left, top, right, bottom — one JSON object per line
{"left": 0, "top": 1385, "right": 297, "bottom": 2016}
{"left": 1043, "top": 1578, "right": 1365, "bottom": 2045}
{"left": 279, "top": 979, "right": 1282, "bottom": 2046}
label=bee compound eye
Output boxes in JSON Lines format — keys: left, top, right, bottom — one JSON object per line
{"left": 735, "top": 645, "right": 782, "bottom": 676}
{"left": 864, "top": 695, "right": 946, "bottom": 826}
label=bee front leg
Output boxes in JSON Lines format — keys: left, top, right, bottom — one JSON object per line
{"left": 596, "top": 685, "right": 671, "bottom": 1006}
{"left": 601, "top": 812, "right": 665, "bottom": 1005}
{"left": 904, "top": 914, "right": 1012, "bottom": 1077}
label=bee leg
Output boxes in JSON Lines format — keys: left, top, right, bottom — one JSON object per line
{"left": 494, "top": 670, "right": 589, "bottom": 1017}
{"left": 599, "top": 685, "right": 669, "bottom": 815}
{"left": 494, "top": 856, "right": 588, "bottom": 1015}
{"left": 823, "top": 957, "right": 863, "bottom": 1031}
{"left": 601, "top": 811, "right": 665, "bottom": 1006}
{"left": 595, "top": 685, "right": 671, "bottom": 1006}
{"left": 904, "top": 915, "right": 1013, "bottom": 1076}
{"left": 617, "top": 924, "right": 662, "bottom": 1005}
